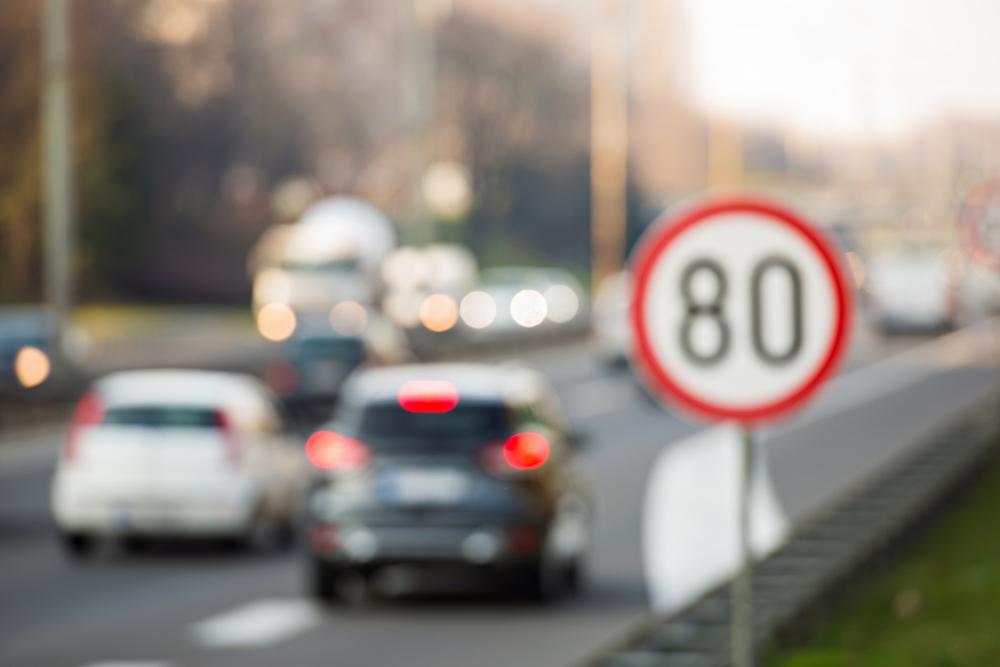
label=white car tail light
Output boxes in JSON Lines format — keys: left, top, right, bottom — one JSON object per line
{"left": 65, "top": 392, "right": 105, "bottom": 463}
{"left": 213, "top": 409, "right": 241, "bottom": 467}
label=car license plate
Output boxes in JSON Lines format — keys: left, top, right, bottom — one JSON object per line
{"left": 379, "top": 468, "right": 470, "bottom": 505}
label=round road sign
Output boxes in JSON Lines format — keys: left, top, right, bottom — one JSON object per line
{"left": 630, "top": 197, "right": 853, "bottom": 424}
{"left": 957, "top": 179, "right": 1000, "bottom": 271}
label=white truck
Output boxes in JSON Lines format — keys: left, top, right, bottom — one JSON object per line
{"left": 251, "top": 197, "right": 396, "bottom": 314}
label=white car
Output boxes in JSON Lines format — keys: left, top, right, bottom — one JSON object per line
{"left": 474, "top": 267, "right": 586, "bottom": 334}
{"left": 52, "top": 370, "right": 305, "bottom": 557}
{"left": 866, "top": 250, "right": 961, "bottom": 334}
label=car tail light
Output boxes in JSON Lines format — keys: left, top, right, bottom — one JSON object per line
{"left": 481, "top": 432, "right": 550, "bottom": 473}
{"left": 309, "top": 524, "right": 340, "bottom": 555}
{"left": 306, "top": 430, "right": 371, "bottom": 471}
{"left": 214, "top": 409, "right": 241, "bottom": 466}
{"left": 397, "top": 380, "right": 459, "bottom": 413}
{"left": 64, "top": 392, "right": 105, "bottom": 463}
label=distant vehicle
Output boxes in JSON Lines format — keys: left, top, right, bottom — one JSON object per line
{"left": 824, "top": 223, "right": 868, "bottom": 301}
{"left": 866, "top": 250, "right": 961, "bottom": 333}
{"left": 474, "top": 267, "right": 586, "bottom": 334}
{"left": 269, "top": 312, "right": 412, "bottom": 404}
{"left": 0, "top": 306, "right": 81, "bottom": 396}
{"left": 591, "top": 270, "right": 630, "bottom": 366}
{"left": 382, "top": 244, "right": 478, "bottom": 332}
{"left": 303, "top": 363, "right": 591, "bottom": 602}
{"left": 51, "top": 370, "right": 305, "bottom": 557}
{"left": 278, "top": 333, "right": 366, "bottom": 402}
{"left": 251, "top": 197, "right": 396, "bottom": 315}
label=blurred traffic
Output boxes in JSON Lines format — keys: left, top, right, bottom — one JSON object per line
{"left": 2, "top": 1, "right": 1000, "bottom": 666}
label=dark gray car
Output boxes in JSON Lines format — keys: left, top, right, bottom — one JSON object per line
{"left": 302, "top": 363, "right": 591, "bottom": 602}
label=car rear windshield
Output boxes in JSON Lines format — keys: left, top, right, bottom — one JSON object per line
{"left": 292, "top": 336, "right": 365, "bottom": 362}
{"left": 338, "top": 401, "right": 510, "bottom": 449}
{"left": 102, "top": 406, "right": 221, "bottom": 429}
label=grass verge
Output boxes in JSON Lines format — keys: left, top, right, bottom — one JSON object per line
{"left": 768, "top": 444, "right": 1000, "bottom": 667}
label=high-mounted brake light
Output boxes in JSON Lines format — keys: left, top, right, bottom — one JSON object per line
{"left": 306, "top": 430, "right": 371, "bottom": 470}
{"left": 397, "top": 380, "right": 459, "bottom": 413}
{"left": 65, "top": 392, "right": 105, "bottom": 462}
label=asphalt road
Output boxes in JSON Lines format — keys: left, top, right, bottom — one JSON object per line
{"left": 0, "top": 324, "right": 996, "bottom": 667}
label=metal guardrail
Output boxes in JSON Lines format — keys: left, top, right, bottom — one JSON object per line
{"left": 578, "top": 395, "right": 999, "bottom": 667}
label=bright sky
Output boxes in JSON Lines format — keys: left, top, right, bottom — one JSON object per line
{"left": 681, "top": 0, "right": 1000, "bottom": 138}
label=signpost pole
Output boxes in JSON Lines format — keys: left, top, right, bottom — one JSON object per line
{"left": 732, "top": 426, "right": 755, "bottom": 667}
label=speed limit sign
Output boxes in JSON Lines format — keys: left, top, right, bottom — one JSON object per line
{"left": 630, "top": 197, "right": 853, "bottom": 424}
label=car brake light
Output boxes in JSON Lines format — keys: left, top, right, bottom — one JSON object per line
{"left": 481, "top": 432, "right": 550, "bottom": 473}
{"left": 504, "top": 432, "right": 550, "bottom": 469}
{"left": 214, "top": 409, "right": 241, "bottom": 466}
{"left": 306, "top": 430, "right": 370, "bottom": 470}
{"left": 65, "top": 392, "right": 105, "bottom": 463}
{"left": 397, "top": 380, "right": 459, "bottom": 413}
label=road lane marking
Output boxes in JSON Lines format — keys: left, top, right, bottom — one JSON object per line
{"left": 79, "top": 662, "right": 172, "bottom": 667}
{"left": 190, "top": 598, "right": 322, "bottom": 649}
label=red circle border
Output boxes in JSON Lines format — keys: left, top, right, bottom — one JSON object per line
{"left": 629, "top": 196, "right": 854, "bottom": 425}
{"left": 957, "top": 179, "right": 1000, "bottom": 271}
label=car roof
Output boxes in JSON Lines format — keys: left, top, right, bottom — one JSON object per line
{"left": 341, "top": 362, "right": 547, "bottom": 406}
{"left": 94, "top": 369, "right": 269, "bottom": 409}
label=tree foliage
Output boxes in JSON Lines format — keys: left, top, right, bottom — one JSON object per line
{"left": 1, "top": 0, "right": 595, "bottom": 303}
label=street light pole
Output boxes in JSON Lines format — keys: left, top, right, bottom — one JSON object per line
{"left": 405, "top": 0, "right": 445, "bottom": 246}
{"left": 590, "top": 0, "right": 628, "bottom": 295}
{"left": 42, "top": 0, "right": 74, "bottom": 345}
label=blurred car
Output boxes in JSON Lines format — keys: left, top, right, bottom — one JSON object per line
{"left": 251, "top": 197, "right": 396, "bottom": 314}
{"left": 824, "top": 222, "right": 869, "bottom": 305}
{"left": 267, "top": 311, "right": 412, "bottom": 404}
{"left": 303, "top": 363, "right": 591, "bottom": 602}
{"left": 591, "top": 270, "right": 631, "bottom": 366}
{"left": 866, "top": 250, "right": 961, "bottom": 334}
{"left": 51, "top": 370, "right": 304, "bottom": 557}
{"left": 0, "top": 306, "right": 81, "bottom": 395}
{"left": 472, "top": 267, "right": 586, "bottom": 334}
{"left": 274, "top": 331, "right": 368, "bottom": 404}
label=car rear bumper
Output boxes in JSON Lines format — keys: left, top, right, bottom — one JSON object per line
{"left": 52, "top": 475, "right": 255, "bottom": 536}
{"left": 307, "top": 522, "right": 546, "bottom": 568}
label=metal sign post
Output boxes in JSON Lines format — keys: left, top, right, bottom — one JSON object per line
{"left": 732, "top": 426, "right": 755, "bottom": 667}
{"left": 628, "top": 196, "right": 854, "bottom": 667}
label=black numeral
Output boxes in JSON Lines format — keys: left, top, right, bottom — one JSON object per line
{"left": 677, "top": 256, "right": 803, "bottom": 367}
{"left": 679, "top": 259, "right": 730, "bottom": 366}
{"left": 751, "top": 256, "right": 803, "bottom": 365}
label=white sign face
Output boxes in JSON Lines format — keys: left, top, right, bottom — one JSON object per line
{"left": 630, "top": 199, "right": 852, "bottom": 423}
